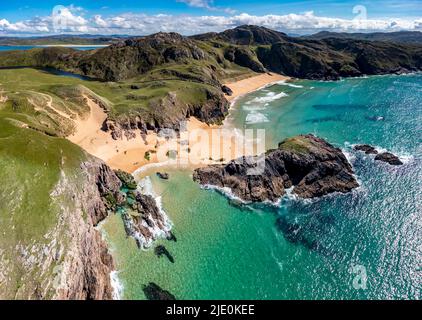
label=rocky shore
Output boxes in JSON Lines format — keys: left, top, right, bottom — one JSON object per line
{"left": 354, "top": 144, "right": 403, "bottom": 165}
{"left": 193, "top": 134, "right": 359, "bottom": 202}
{"left": 54, "top": 159, "right": 122, "bottom": 300}
{"left": 55, "top": 160, "right": 171, "bottom": 299}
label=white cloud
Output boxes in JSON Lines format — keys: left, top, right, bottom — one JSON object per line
{"left": 177, "top": 0, "right": 236, "bottom": 14}
{"left": 0, "top": 8, "right": 421, "bottom": 36}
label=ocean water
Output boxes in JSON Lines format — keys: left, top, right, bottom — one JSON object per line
{"left": 102, "top": 74, "right": 422, "bottom": 300}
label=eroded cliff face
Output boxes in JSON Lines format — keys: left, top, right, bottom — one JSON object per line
{"left": 53, "top": 159, "right": 122, "bottom": 300}
{"left": 103, "top": 88, "right": 229, "bottom": 141}
{"left": 193, "top": 134, "right": 359, "bottom": 202}
{"left": 0, "top": 152, "right": 123, "bottom": 300}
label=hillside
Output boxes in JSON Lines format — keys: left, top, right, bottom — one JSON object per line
{"left": 0, "top": 25, "right": 421, "bottom": 299}
{"left": 0, "top": 34, "right": 124, "bottom": 46}
{"left": 1, "top": 25, "right": 420, "bottom": 84}
{"left": 304, "top": 31, "right": 422, "bottom": 44}
{"left": 194, "top": 25, "right": 422, "bottom": 80}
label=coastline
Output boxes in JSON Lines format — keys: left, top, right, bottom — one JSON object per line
{"left": 67, "top": 72, "right": 291, "bottom": 175}
{"left": 224, "top": 72, "right": 290, "bottom": 102}
{"left": 36, "top": 44, "right": 109, "bottom": 48}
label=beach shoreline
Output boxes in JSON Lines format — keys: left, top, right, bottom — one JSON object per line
{"left": 224, "top": 72, "right": 290, "bottom": 102}
{"left": 67, "top": 72, "right": 291, "bottom": 174}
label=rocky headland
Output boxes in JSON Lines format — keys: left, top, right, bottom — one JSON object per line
{"left": 193, "top": 134, "right": 359, "bottom": 202}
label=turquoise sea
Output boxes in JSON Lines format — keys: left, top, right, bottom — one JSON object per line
{"left": 103, "top": 74, "right": 422, "bottom": 300}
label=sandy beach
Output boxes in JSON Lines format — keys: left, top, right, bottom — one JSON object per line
{"left": 224, "top": 72, "right": 290, "bottom": 102}
{"left": 67, "top": 72, "right": 290, "bottom": 174}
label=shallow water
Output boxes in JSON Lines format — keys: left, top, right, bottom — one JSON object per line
{"left": 103, "top": 74, "right": 422, "bottom": 300}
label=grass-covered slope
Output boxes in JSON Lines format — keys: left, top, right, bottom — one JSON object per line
{"left": 0, "top": 67, "right": 128, "bottom": 299}
{"left": 1, "top": 25, "right": 419, "bottom": 134}
{"left": 0, "top": 115, "right": 120, "bottom": 299}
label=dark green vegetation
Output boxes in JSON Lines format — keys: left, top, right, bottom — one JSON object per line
{"left": 0, "top": 25, "right": 421, "bottom": 136}
{"left": 304, "top": 30, "right": 422, "bottom": 44}
{"left": 0, "top": 25, "right": 420, "bottom": 300}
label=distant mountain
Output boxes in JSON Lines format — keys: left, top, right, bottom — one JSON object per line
{"left": 1, "top": 25, "right": 421, "bottom": 83}
{"left": 191, "top": 24, "right": 288, "bottom": 45}
{"left": 304, "top": 31, "right": 422, "bottom": 44}
{"left": 0, "top": 34, "right": 129, "bottom": 46}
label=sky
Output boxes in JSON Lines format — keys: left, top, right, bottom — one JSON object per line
{"left": 0, "top": 0, "right": 421, "bottom": 36}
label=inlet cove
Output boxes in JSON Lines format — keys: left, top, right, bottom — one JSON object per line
{"left": 102, "top": 74, "right": 422, "bottom": 300}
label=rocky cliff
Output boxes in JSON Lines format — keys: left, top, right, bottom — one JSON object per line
{"left": 193, "top": 134, "right": 359, "bottom": 202}
{"left": 50, "top": 158, "right": 123, "bottom": 300}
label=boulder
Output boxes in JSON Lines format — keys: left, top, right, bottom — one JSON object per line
{"left": 156, "top": 172, "right": 170, "bottom": 180}
{"left": 375, "top": 152, "right": 403, "bottom": 165}
{"left": 193, "top": 134, "right": 359, "bottom": 202}
{"left": 221, "top": 85, "right": 233, "bottom": 96}
{"left": 143, "top": 283, "right": 176, "bottom": 300}
{"left": 354, "top": 144, "right": 378, "bottom": 155}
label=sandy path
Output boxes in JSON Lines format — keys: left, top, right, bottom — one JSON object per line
{"left": 28, "top": 91, "right": 75, "bottom": 120}
{"left": 224, "top": 72, "right": 290, "bottom": 101}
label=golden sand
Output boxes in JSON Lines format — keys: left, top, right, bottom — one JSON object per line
{"left": 224, "top": 72, "right": 290, "bottom": 102}
{"left": 67, "top": 73, "right": 290, "bottom": 173}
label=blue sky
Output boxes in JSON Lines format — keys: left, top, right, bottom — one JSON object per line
{"left": 2, "top": 0, "right": 421, "bottom": 19}
{"left": 0, "top": 0, "right": 421, "bottom": 36}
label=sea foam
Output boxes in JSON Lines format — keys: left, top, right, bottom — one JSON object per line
{"left": 245, "top": 91, "right": 288, "bottom": 105}
{"left": 110, "top": 271, "right": 124, "bottom": 300}
{"left": 245, "top": 112, "right": 270, "bottom": 124}
{"left": 276, "top": 80, "right": 304, "bottom": 88}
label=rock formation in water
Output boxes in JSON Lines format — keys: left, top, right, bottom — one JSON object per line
{"left": 122, "top": 190, "right": 172, "bottom": 249}
{"left": 193, "top": 134, "right": 359, "bottom": 202}
{"left": 354, "top": 144, "right": 379, "bottom": 155}
{"left": 354, "top": 144, "right": 403, "bottom": 165}
{"left": 143, "top": 282, "right": 176, "bottom": 300}
{"left": 156, "top": 172, "right": 170, "bottom": 180}
{"left": 375, "top": 152, "right": 403, "bottom": 165}
{"left": 154, "top": 245, "right": 175, "bottom": 263}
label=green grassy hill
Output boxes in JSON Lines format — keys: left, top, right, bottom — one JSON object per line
{"left": 0, "top": 25, "right": 421, "bottom": 299}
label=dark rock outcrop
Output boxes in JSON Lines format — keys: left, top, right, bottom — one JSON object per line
{"left": 221, "top": 85, "right": 233, "bottom": 96}
{"left": 354, "top": 144, "right": 403, "bottom": 165}
{"left": 143, "top": 283, "right": 176, "bottom": 300}
{"left": 103, "top": 87, "right": 229, "bottom": 139}
{"left": 375, "top": 152, "right": 403, "bottom": 165}
{"left": 81, "top": 161, "right": 123, "bottom": 226}
{"left": 122, "top": 192, "right": 171, "bottom": 249}
{"left": 114, "top": 169, "right": 138, "bottom": 189}
{"left": 199, "top": 24, "right": 288, "bottom": 45}
{"left": 57, "top": 159, "right": 124, "bottom": 300}
{"left": 193, "top": 134, "right": 359, "bottom": 202}
{"left": 156, "top": 172, "right": 169, "bottom": 180}
{"left": 154, "top": 245, "right": 175, "bottom": 263}
{"left": 224, "top": 46, "right": 266, "bottom": 73}
{"left": 354, "top": 144, "right": 379, "bottom": 155}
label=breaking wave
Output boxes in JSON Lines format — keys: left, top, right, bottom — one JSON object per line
{"left": 245, "top": 112, "right": 270, "bottom": 124}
